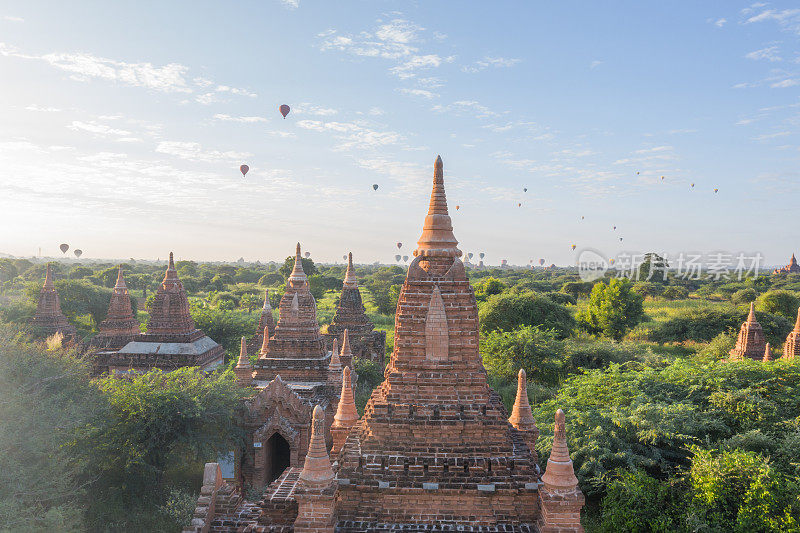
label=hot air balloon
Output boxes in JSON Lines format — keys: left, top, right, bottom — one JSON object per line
{"left": 59, "top": 243, "right": 69, "bottom": 254}
{"left": 468, "top": 252, "right": 474, "bottom": 260}
{"left": 395, "top": 254, "right": 401, "bottom": 262}
{"left": 279, "top": 104, "right": 290, "bottom": 119}
{"left": 74, "top": 249, "right": 83, "bottom": 258}
{"left": 571, "top": 244, "right": 576, "bottom": 250}
{"left": 610, "top": 258, "right": 616, "bottom": 265}
{"left": 397, "top": 242, "right": 402, "bottom": 249}
{"left": 305, "top": 252, "right": 310, "bottom": 258}
{"left": 636, "top": 171, "right": 640, "bottom": 175}
{"left": 523, "top": 187, "right": 527, "bottom": 192}
{"left": 613, "top": 226, "right": 617, "bottom": 230}
{"left": 661, "top": 176, "right": 665, "bottom": 180}
{"left": 372, "top": 184, "right": 379, "bottom": 191}
{"left": 403, "top": 255, "right": 409, "bottom": 262}
{"left": 714, "top": 188, "right": 719, "bottom": 193}
{"left": 479, "top": 252, "right": 485, "bottom": 259}
{"left": 455, "top": 205, "right": 460, "bottom": 210}
{"left": 518, "top": 203, "right": 522, "bottom": 207}
{"left": 619, "top": 237, "right": 623, "bottom": 242}
{"left": 342, "top": 255, "right": 347, "bottom": 261}
{"left": 240, "top": 164, "right": 249, "bottom": 177}
{"left": 691, "top": 183, "right": 695, "bottom": 188}
{"left": 539, "top": 258, "right": 545, "bottom": 266}
{"left": 581, "top": 216, "right": 585, "bottom": 220}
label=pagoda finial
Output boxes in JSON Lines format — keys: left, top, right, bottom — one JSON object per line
{"left": 288, "top": 242, "right": 307, "bottom": 284}
{"left": 343, "top": 252, "right": 357, "bottom": 288}
{"left": 115, "top": 265, "right": 127, "bottom": 290}
{"left": 763, "top": 343, "right": 773, "bottom": 362}
{"left": 260, "top": 324, "right": 270, "bottom": 354}
{"left": 299, "top": 405, "right": 334, "bottom": 486}
{"left": 509, "top": 369, "right": 536, "bottom": 431}
{"left": 415, "top": 155, "right": 461, "bottom": 258}
{"left": 43, "top": 263, "right": 55, "bottom": 290}
{"left": 163, "top": 252, "right": 178, "bottom": 282}
{"left": 541, "top": 409, "right": 579, "bottom": 490}
{"left": 263, "top": 289, "right": 271, "bottom": 310}
{"left": 329, "top": 337, "right": 342, "bottom": 371}
{"left": 747, "top": 302, "right": 757, "bottom": 323}
{"left": 333, "top": 366, "right": 358, "bottom": 427}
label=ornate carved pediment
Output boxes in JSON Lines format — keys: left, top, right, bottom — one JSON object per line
{"left": 254, "top": 412, "right": 301, "bottom": 443}
{"left": 444, "top": 257, "right": 465, "bottom": 280}
{"left": 407, "top": 255, "right": 429, "bottom": 280}
{"left": 245, "top": 375, "right": 311, "bottom": 422}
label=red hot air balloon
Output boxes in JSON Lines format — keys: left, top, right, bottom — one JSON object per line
{"left": 240, "top": 164, "right": 249, "bottom": 177}
{"left": 59, "top": 243, "right": 69, "bottom": 254}
{"left": 74, "top": 249, "right": 83, "bottom": 258}
{"left": 397, "top": 242, "right": 402, "bottom": 249}
{"left": 279, "top": 104, "right": 290, "bottom": 118}
{"left": 456, "top": 205, "right": 460, "bottom": 210}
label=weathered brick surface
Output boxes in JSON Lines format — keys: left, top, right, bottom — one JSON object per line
{"left": 729, "top": 303, "right": 767, "bottom": 361}
{"left": 30, "top": 263, "right": 77, "bottom": 341}
{"left": 784, "top": 308, "right": 800, "bottom": 359}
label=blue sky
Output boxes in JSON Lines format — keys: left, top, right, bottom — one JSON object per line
{"left": 1, "top": 1, "right": 799, "bottom": 266}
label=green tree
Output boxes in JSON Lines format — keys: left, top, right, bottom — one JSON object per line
{"left": 68, "top": 265, "right": 94, "bottom": 279}
{"left": 731, "top": 288, "right": 758, "bottom": 305}
{"left": 599, "top": 470, "right": 686, "bottom": 533}
{"left": 239, "top": 293, "right": 260, "bottom": 313}
{"left": 473, "top": 277, "right": 507, "bottom": 302}
{"left": 638, "top": 253, "right": 669, "bottom": 282}
{"left": 579, "top": 278, "right": 644, "bottom": 340}
{"left": 479, "top": 291, "right": 575, "bottom": 338}
{"left": 756, "top": 290, "right": 800, "bottom": 320}
{"left": 561, "top": 281, "right": 594, "bottom": 299}
{"left": 279, "top": 256, "right": 317, "bottom": 278}
{"left": 26, "top": 279, "right": 112, "bottom": 330}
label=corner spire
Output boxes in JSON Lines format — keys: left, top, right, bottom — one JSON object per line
{"left": 341, "top": 329, "right": 352, "bottom": 358}
{"left": 794, "top": 307, "right": 800, "bottom": 333}
{"left": 343, "top": 252, "right": 357, "bottom": 288}
{"left": 260, "top": 324, "right": 270, "bottom": 354}
{"left": 541, "top": 409, "right": 579, "bottom": 490}
{"left": 763, "top": 342, "right": 773, "bottom": 362}
{"left": 509, "top": 369, "right": 536, "bottom": 431}
{"left": 414, "top": 155, "right": 461, "bottom": 258}
{"left": 235, "top": 336, "right": 253, "bottom": 386}
{"left": 329, "top": 337, "right": 342, "bottom": 371}
{"left": 299, "top": 405, "right": 334, "bottom": 486}
{"left": 333, "top": 366, "right": 358, "bottom": 427}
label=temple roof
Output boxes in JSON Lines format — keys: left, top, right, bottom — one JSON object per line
{"left": 414, "top": 155, "right": 461, "bottom": 258}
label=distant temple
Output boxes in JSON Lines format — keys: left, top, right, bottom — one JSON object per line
{"left": 87, "top": 266, "right": 140, "bottom": 352}
{"left": 94, "top": 253, "right": 224, "bottom": 374}
{"left": 773, "top": 253, "right": 800, "bottom": 275}
{"left": 728, "top": 303, "right": 767, "bottom": 361}
{"left": 184, "top": 156, "right": 586, "bottom": 532}
{"left": 29, "top": 263, "right": 77, "bottom": 342}
{"left": 324, "top": 252, "right": 386, "bottom": 363}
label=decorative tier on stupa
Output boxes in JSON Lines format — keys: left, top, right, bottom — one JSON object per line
{"left": 30, "top": 263, "right": 77, "bottom": 341}
{"left": 773, "top": 253, "right": 800, "bottom": 275}
{"left": 728, "top": 302, "right": 767, "bottom": 361}
{"left": 236, "top": 243, "right": 343, "bottom": 491}
{"left": 334, "top": 155, "right": 543, "bottom": 530}
{"left": 100, "top": 253, "right": 224, "bottom": 374}
{"left": 324, "top": 252, "right": 386, "bottom": 363}
{"left": 88, "top": 266, "right": 141, "bottom": 353}
{"left": 784, "top": 308, "right": 800, "bottom": 359}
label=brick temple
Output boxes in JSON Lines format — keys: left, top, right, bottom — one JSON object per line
{"left": 184, "top": 156, "right": 586, "bottom": 533}
{"left": 324, "top": 252, "right": 386, "bottom": 363}
{"left": 95, "top": 253, "right": 224, "bottom": 373}
{"left": 30, "top": 263, "right": 77, "bottom": 342}
{"left": 783, "top": 308, "right": 800, "bottom": 359}
{"left": 728, "top": 303, "right": 767, "bottom": 361}
{"left": 772, "top": 253, "right": 800, "bottom": 275}
{"left": 87, "top": 265, "right": 141, "bottom": 353}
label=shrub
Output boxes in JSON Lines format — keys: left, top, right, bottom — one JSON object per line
{"left": 579, "top": 278, "right": 644, "bottom": 340}
{"left": 731, "top": 288, "right": 758, "bottom": 305}
{"left": 756, "top": 290, "right": 800, "bottom": 320}
{"left": 479, "top": 291, "right": 575, "bottom": 338}
{"left": 661, "top": 286, "right": 689, "bottom": 300}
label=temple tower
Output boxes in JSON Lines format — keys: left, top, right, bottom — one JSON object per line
{"left": 294, "top": 405, "right": 336, "bottom": 533}
{"left": 325, "top": 252, "right": 386, "bottom": 363}
{"left": 235, "top": 336, "right": 254, "bottom": 387}
{"left": 729, "top": 303, "right": 767, "bottom": 361}
{"left": 334, "top": 156, "right": 541, "bottom": 529}
{"left": 30, "top": 263, "right": 77, "bottom": 341}
{"left": 784, "top": 308, "right": 800, "bottom": 359}
{"left": 509, "top": 368, "right": 539, "bottom": 462}
{"left": 90, "top": 266, "right": 140, "bottom": 351}
{"left": 330, "top": 365, "right": 358, "bottom": 455}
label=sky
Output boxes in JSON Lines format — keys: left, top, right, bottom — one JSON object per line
{"left": 1, "top": 1, "right": 800, "bottom": 267}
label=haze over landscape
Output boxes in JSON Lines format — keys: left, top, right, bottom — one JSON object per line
{"left": 2, "top": 1, "right": 800, "bottom": 264}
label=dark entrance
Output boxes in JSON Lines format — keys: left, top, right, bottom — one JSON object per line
{"left": 266, "top": 433, "right": 290, "bottom": 484}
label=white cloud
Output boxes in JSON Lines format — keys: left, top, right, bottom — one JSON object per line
{"left": 771, "top": 78, "right": 799, "bottom": 87}
{"left": 397, "top": 87, "right": 438, "bottom": 99}
{"left": 296, "top": 119, "right": 403, "bottom": 150}
{"left": 462, "top": 56, "right": 521, "bottom": 73}
{"left": 25, "top": 104, "right": 60, "bottom": 112}
{"left": 744, "top": 6, "right": 800, "bottom": 34}
{"left": 714, "top": 18, "right": 727, "bottom": 27}
{"left": 753, "top": 131, "right": 791, "bottom": 140}
{"left": 213, "top": 113, "right": 267, "bottom": 123}
{"left": 280, "top": 0, "right": 299, "bottom": 8}
{"left": 215, "top": 85, "right": 257, "bottom": 98}
{"left": 155, "top": 141, "right": 252, "bottom": 163}
{"left": 590, "top": 60, "right": 603, "bottom": 69}
{"left": 292, "top": 103, "right": 338, "bottom": 116}
{"left": 433, "top": 100, "right": 499, "bottom": 118}
{"left": 68, "top": 120, "right": 132, "bottom": 137}
{"left": 2, "top": 15, "right": 23, "bottom": 22}
{"left": 745, "top": 45, "right": 782, "bottom": 62}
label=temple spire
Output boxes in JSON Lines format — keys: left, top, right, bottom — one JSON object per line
{"left": 747, "top": 302, "right": 757, "bottom": 323}
{"left": 541, "top": 409, "right": 579, "bottom": 490}
{"left": 259, "top": 324, "right": 270, "bottom": 354}
{"left": 334, "top": 366, "right": 358, "bottom": 427}
{"left": 235, "top": 336, "right": 253, "bottom": 386}
{"left": 114, "top": 265, "right": 127, "bottom": 290}
{"left": 763, "top": 343, "right": 773, "bottom": 362}
{"left": 43, "top": 263, "right": 55, "bottom": 290}
{"left": 163, "top": 252, "right": 178, "bottom": 283}
{"left": 329, "top": 337, "right": 342, "bottom": 372}
{"left": 341, "top": 329, "right": 352, "bottom": 359}
{"left": 794, "top": 308, "right": 800, "bottom": 333}
{"left": 414, "top": 155, "right": 461, "bottom": 258}
{"left": 343, "top": 252, "right": 357, "bottom": 288}
{"left": 288, "top": 242, "right": 307, "bottom": 285}
{"left": 263, "top": 289, "right": 271, "bottom": 311}
{"left": 299, "top": 405, "right": 334, "bottom": 486}
{"left": 509, "top": 369, "right": 536, "bottom": 431}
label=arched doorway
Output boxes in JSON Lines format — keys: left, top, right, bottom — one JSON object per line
{"left": 266, "top": 432, "right": 291, "bottom": 484}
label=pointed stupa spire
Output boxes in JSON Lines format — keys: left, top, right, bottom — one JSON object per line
{"left": 541, "top": 409, "right": 579, "bottom": 490}
{"left": 343, "top": 252, "right": 357, "bottom": 288}
{"left": 259, "top": 324, "right": 270, "bottom": 354}
{"left": 792, "top": 253, "right": 798, "bottom": 266}
{"left": 43, "top": 263, "right": 55, "bottom": 290}
{"left": 747, "top": 302, "right": 757, "bottom": 323}
{"left": 341, "top": 329, "right": 352, "bottom": 358}
{"left": 329, "top": 337, "right": 342, "bottom": 371}
{"left": 509, "top": 369, "right": 536, "bottom": 431}
{"left": 794, "top": 307, "right": 800, "bottom": 333}
{"left": 333, "top": 366, "right": 358, "bottom": 427}
{"left": 414, "top": 155, "right": 461, "bottom": 258}
{"left": 163, "top": 252, "right": 178, "bottom": 283}
{"left": 114, "top": 265, "right": 127, "bottom": 290}
{"left": 235, "top": 336, "right": 253, "bottom": 386}
{"left": 288, "top": 242, "right": 308, "bottom": 286}
{"left": 299, "top": 405, "right": 334, "bottom": 486}
{"left": 763, "top": 343, "right": 773, "bottom": 362}
{"left": 262, "top": 289, "right": 271, "bottom": 311}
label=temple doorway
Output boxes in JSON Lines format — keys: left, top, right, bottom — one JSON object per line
{"left": 266, "top": 433, "right": 290, "bottom": 484}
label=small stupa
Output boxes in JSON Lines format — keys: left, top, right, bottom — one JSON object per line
{"left": 728, "top": 303, "right": 767, "bottom": 361}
